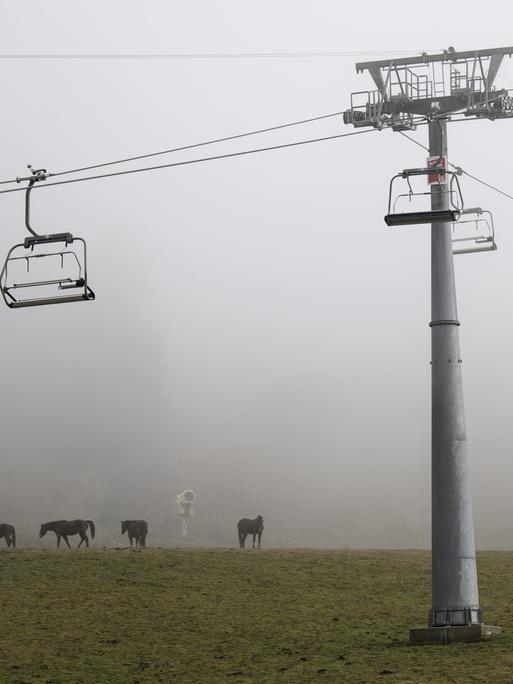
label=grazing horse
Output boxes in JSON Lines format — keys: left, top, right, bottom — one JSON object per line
{"left": 121, "top": 520, "right": 148, "bottom": 547}
{"left": 0, "top": 523, "right": 16, "bottom": 548}
{"left": 39, "top": 519, "right": 95, "bottom": 548}
{"left": 237, "top": 515, "right": 264, "bottom": 549}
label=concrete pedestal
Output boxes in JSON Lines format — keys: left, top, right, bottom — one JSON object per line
{"left": 410, "top": 624, "right": 502, "bottom": 645}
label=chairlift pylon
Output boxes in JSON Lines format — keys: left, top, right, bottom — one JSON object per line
{"left": 452, "top": 207, "right": 497, "bottom": 255}
{"left": 0, "top": 167, "right": 95, "bottom": 308}
{"left": 384, "top": 166, "right": 464, "bottom": 227}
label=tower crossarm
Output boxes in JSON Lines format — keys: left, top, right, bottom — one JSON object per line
{"left": 355, "top": 46, "right": 513, "bottom": 75}
{"left": 344, "top": 46, "right": 513, "bottom": 130}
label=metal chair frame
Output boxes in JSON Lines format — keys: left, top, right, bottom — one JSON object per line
{"left": 384, "top": 166, "right": 464, "bottom": 227}
{"left": 452, "top": 207, "right": 497, "bottom": 255}
{"left": 0, "top": 169, "right": 95, "bottom": 308}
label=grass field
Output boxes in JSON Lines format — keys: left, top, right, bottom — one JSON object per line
{"left": 0, "top": 548, "right": 512, "bottom": 683}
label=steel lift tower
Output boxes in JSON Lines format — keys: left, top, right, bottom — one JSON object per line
{"left": 344, "top": 46, "right": 513, "bottom": 644}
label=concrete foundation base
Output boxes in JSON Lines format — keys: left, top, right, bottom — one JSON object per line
{"left": 410, "top": 624, "right": 502, "bottom": 645}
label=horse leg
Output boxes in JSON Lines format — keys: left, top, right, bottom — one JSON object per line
{"left": 6, "top": 536, "right": 11, "bottom": 548}
{"left": 129, "top": 534, "right": 133, "bottom": 548}
{"left": 62, "top": 535, "right": 71, "bottom": 548}
{"left": 252, "top": 534, "right": 257, "bottom": 549}
{"left": 257, "top": 532, "right": 262, "bottom": 549}
{"left": 83, "top": 534, "right": 89, "bottom": 548}
{"left": 56, "top": 533, "right": 61, "bottom": 548}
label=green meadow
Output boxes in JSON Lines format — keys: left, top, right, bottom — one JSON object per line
{"left": 0, "top": 548, "right": 512, "bottom": 683}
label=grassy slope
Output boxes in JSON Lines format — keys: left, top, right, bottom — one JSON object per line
{"left": 0, "top": 549, "right": 512, "bottom": 683}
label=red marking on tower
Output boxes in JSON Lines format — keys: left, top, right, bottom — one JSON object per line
{"left": 427, "top": 156, "right": 447, "bottom": 184}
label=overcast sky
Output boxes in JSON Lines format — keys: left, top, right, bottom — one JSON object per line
{"left": 0, "top": 0, "right": 512, "bottom": 548}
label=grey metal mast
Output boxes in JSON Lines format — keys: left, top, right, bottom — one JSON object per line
{"left": 344, "top": 46, "right": 513, "bottom": 643}
{"left": 428, "top": 118, "right": 481, "bottom": 629}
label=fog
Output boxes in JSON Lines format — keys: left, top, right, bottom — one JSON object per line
{"left": 0, "top": 1, "right": 512, "bottom": 549}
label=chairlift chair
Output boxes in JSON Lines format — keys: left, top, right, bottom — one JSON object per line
{"left": 0, "top": 169, "right": 95, "bottom": 308}
{"left": 384, "top": 167, "right": 464, "bottom": 227}
{"left": 452, "top": 207, "right": 497, "bottom": 255}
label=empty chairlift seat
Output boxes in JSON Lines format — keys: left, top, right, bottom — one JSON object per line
{"left": 0, "top": 234, "right": 94, "bottom": 308}
{"left": 0, "top": 168, "right": 95, "bottom": 308}
{"left": 452, "top": 208, "right": 497, "bottom": 255}
{"left": 384, "top": 167, "right": 464, "bottom": 227}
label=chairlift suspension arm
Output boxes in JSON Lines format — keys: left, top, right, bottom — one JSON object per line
{"left": 25, "top": 178, "right": 39, "bottom": 238}
{"left": 20, "top": 168, "right": 73, "bottom": 246}
{"left": 20, "top": 167, "right": 49, "bottom": 238}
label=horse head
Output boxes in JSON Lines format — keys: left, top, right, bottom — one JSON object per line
{"left": 39, "top": 523, "right": 48, "bottom": 538}
{"left": 121, "top": 520, "right": 129, "bottom": 535}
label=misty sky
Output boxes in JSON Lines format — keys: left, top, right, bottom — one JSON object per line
{"left": 0, "top": 1, "right": 512, "bottom": 548}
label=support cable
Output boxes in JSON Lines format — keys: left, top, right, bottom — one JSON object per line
{"left": 0, "top": 110, "right": 348, "bottom": 186}
{"left": 0, "top": 128, "right": 378, "bottom": 196}
{"left": 398, "top": 131, "right": 513, "bottom": 202}
{"left": 50, "top": 111, "right": 347, "bottom": 178}
{"left": 0, "top": 50, "right": 436, "bottom": 60}
{"left": 455, "top": 169, "right": 513, "bottom": 202}
{"left": 1, "top": 114, "right": 510, "bottom": 202}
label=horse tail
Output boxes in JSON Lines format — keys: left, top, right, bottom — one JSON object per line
{"left": 87, "top": 521, "right": 95, "bottom": 539}
{"left": 12, "top": 527, "right": 16, "bottom": 548}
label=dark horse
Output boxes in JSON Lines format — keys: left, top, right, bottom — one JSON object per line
{"left": 0, "top": 523, "right": 16, "bottom": 548}
{"left": 121, "top": 520, "right": 148, "bottom": 547}
{"left": 237, "top": 515, "right": 264, "bottom": 549}
{"left": 39, "top": 520, "right": 95, "bottom": 548}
